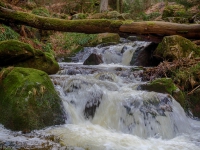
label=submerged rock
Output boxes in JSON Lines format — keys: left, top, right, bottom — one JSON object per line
{"left": 154, "top": 35, "right": 200, "bottom": 62}
{"left": 0, "top": 40, "right": 59, "bottom": 74}
{"left": 138, "top": 78, "right": 185, "bottom": 107}
{"left": 83, "top": 53, "right": 103, "bottom": 65}
{"left": 0, "top": 67, "right": 66, "bottom": 131}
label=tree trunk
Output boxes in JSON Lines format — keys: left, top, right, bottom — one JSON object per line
{"left": 0, "top": 6, "right": 200, "bottom": 39}
{"left": 100, "top": 0, "right": 108, "bottom": 12}
{"left": 117, "top": 0, "right": 123, "bottom": 13}
{"left": 117, "top": 0, "right": 120, "bottom": 12}
{"left": 120, "top": 0, "right": 123, "bottom": 13}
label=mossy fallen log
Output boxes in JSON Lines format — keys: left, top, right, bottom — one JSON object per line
{"left": 0, "top": 6, "right": 123, "bottom": 33}
{"left": 120, "top": 21, "right": 200, "bottom": 39}
{"left": 0, "top": 6, "right": 200, "bottom": 38}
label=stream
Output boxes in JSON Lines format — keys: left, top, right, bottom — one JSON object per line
{"left": 0, "top": 40, "right": 200, "bottom": 150}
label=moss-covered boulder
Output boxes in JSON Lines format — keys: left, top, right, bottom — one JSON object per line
{"left": 138, "top": 78, "right": 185, "bottom": 107}
{"left": 0, "top": 40, "right": 34, "bottom": 66}
{"left": 0, "top": 67, "right": 66, "bottom": 131}
{"left": 162, "top": 4, "right": 190, "bottom": 19}
{"left": 154, "top": 35, "right": 200, "bottom": 61}
{"left": 16, "top": 50, "right": 59, "bottom": 75}
{"left": 0, "top": 40, "right": 59, "bottom": 74}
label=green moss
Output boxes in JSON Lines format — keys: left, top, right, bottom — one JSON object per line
{"left": 0, "top": 39, "right": 59, "bottom": 74}
{"left": 148, "top": 78, "right": 177, "bottom": 94}
{"left": 32, "top": 7, "right": 51, "bottom": 17}
{"left": 162, "top": 4, "right": 187, "bottom": 19}
{"left": 154, "top": 35, "right": 200, "bottom": 61}
{"left": 0, "top": 67, "right": 65, "bottom": 131}
{"left": 15, "top": 50, "right": 59, "bottom": 74}
{"left": 146, "top": 21, "right": 156, "bottom": 26}
{"left": 0, "top": 40, "right": 34, "bottom": 53}
{"left": 122, "top": 20, "right": 133, "bottom": 25}
{"left": 0, "top": 40, "right": 35, "bottom": 65}
{"left": 110, "top": 20, "right": 123, "bottom": 28}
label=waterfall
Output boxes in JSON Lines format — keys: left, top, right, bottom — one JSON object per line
{"left": 48, "top": 61, "right": 200, "bottom": 150}
{"left": 0, "top": 40, "right": 200, "bottom": 150}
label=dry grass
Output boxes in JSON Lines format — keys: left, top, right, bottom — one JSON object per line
{"left": 142, "top": 58, "right": 200, "bottom": 81}
{"left": 142, "top": 58, "right": 200, "bottom": 94}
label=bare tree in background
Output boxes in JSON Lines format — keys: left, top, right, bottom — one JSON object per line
{"left": 117, "top": 0, "right": 123, "bottom": 13}
{"left": 100, "top": 0, "right": 108, "bottom": 12}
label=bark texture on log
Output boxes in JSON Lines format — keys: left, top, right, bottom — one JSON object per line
{"left": 120, "top": 21, "right": 200, "bottom": 38}
{"left": 0, "top": 6, "right": 200, "bottom": 39}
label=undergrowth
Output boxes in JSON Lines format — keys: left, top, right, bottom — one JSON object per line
{"left": 32, "top": 7, "right": 51, "bottom": 17}
{"left": 49, "top": 32, "right": 97, "bottom": 55}
{"left": 142, "top": 58, "right": 200, "bottom": 92}
{"left": 0, "top": 24, "right": 19, "bottom": 41}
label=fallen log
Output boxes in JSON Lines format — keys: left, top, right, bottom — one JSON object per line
{"left": 0, "top": 6, "right": 123, "bottom": 33}
{"left": 120, "top": 21, "right": 200, "bottom": 39}
{"left": 0, "top": 6, "right": 200, "bottom": 39}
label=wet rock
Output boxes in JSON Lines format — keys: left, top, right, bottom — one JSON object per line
{"left": 95, "top": 72, "right": 116, "bottom": 82}
{"left": 121, "top": 46, "right": 128, "bottom": 53}
{"left": 154, "top": 35, "right": 200, "bottom": 62}
{"left": 123, "top": 93, "right": 173, "bottom": 117}
{"left": 130, "top": 42, "right": 158, "bottom": 66}
{"left": 0, "top": 67, "right": 66, "bottom": 131}
{"left": 64, "top": 79, "right": 91, "bottom": 93}
{"left": 140, "top": 93, "right": 173, "bottom": 116}
{"left": 83, "top": 53, "right": 103, "bottom": 65}
{"left": 138, "top": 78, "right": 185, "bottom": 107}
{"left": 84, "top": 90, "right": 103, "bottom": 119}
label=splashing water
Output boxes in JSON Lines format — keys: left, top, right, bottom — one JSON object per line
{"left": 1, "top": 41, "right": 200, "bottom": 150}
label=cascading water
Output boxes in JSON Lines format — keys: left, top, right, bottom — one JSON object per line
{"left": 48, "top": 40, "right": 200, "bottom": 149}
{"left": 0, "top": 40, "right": 200, "bottom": 150}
